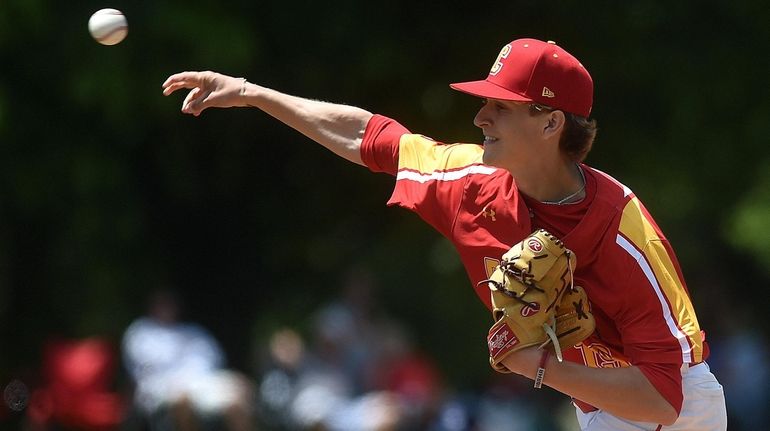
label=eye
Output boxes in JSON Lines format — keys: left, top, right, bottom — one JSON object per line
{"left": 480, "top": 99, "right": 508, "bottom": 112}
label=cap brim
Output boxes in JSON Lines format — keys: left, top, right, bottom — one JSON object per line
{"left": 449, "top": 79, "right": 532, "bottom": 102}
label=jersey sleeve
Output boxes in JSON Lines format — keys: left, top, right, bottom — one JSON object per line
{"left": 610, "top": 197, "right": 708, "bottom": 413}
{"left": 615, "top": 240, "right": 705, "bottom": 365}
{"left": 360, "top": 114, "right": 487, "bottom": 237}
{"left": 360, "top": 114, "right": 409, "bottom": 175}
{"left": 615, "top": 197, "right": 706, "bottom": 365}
{"left": 608, "top": 259, "right": 687, "bottom": 412}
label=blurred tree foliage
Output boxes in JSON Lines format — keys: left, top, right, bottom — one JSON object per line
{"left": 1, "top": 0, "right": 769, "bottom": 393}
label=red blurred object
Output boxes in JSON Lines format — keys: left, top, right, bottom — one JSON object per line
{"left": 27, "top": 338, "right": 125, "bottom": 430}
{"left": 381, "top": 353, "right": 441, "bottom": 404}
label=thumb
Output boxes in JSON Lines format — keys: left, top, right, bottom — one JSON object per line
{"left": 182, "top": 88, "right": 213, "bottom": 115}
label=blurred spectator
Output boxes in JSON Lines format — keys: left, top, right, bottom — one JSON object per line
{"left": 428, "top": 375, "right": 547, "bottom": 431}
{"left": 255, "top": 327, "right": 306, "bottom": 429}
{"left": 256, "top": 323, "right": 404, "bottom": 431}
{"left": 313, "top": 266, "right": 385, "bottom": 394}
{"left": 254, "top": 266, "right": 443, "bottom": 430}
{"left": 25, "top": 337, "right": 125, "bottom": 431}
{"left": 367, "top": 322, "right": 442, "bottom": 429}
{"left": 121, "top": 289, "right": 255, "bottom": 431}
{"left": 708, "top": 301, "right": 769, "bottom": 431}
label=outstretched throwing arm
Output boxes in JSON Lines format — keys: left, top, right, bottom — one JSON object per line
{"left": 162, "top": 71, "right": 373, "bottom": 166}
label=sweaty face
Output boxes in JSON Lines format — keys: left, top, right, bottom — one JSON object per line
{"left": 474, "top": 99, "right": 545, "bottom": 170}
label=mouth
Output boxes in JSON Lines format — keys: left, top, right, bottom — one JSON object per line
{"left": 483, "top": 136, "right": 499, "bottom": 145}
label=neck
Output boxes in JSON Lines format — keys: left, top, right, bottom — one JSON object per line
{"left": 511, "top": 160, "right": 585, "bottom": 204}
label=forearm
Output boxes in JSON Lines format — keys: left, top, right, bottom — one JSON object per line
{"left": 241, "top": 81, "right": 372, "bottom": 166}
{"left": 502, "top": 349, "right": 678, "bottom": 425}
{"left": 162, "top": 71, "right": 373, "bottom": 165}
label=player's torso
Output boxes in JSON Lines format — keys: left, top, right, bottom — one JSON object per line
{"left": 389, "top": 136, "right": 664, "bottom": 366}
{"left": 449, "top": 170, "right": 533, "bottom": 308}
{"left": 450, "top": 166, "right": 634, "bottom": 365}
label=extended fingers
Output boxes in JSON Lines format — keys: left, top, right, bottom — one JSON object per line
{"left": 161, "top": 71, "right": 205, "bottom": 95}
{"left": 162, "top": 71, "right": 227, "bottom": 116}
{"left": 162, "top": 82, "right": 191, "bottom": 96}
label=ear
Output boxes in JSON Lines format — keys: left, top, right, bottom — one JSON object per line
{"left": 542, "top": 110, "right": 566, "bottom": 139}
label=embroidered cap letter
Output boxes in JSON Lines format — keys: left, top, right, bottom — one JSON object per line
{"left": 489, "top": 44, "right": 512, "bottom": 76}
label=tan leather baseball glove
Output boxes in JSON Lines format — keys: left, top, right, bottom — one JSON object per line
{"left": 482, "top": 229, "right": 594, "bottom": 373}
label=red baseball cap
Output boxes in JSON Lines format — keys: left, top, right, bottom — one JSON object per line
{"left": 450, "top": 39, "right": 593, "bottom": 117}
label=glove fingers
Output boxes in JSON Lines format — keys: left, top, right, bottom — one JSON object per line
{"left": 552, "top": 285, "right": 595, "bottom": 349}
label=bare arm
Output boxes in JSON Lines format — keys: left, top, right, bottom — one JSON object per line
{"left": 502, "top": 347, "right": 679, "bottom": 425}
{"left": 162, "top": 71, "right": 373, "bottom": 166}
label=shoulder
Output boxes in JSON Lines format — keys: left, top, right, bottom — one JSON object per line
{"left": 584, "top": 165, "right": 669, "bottom": 250}
{"left": 584, "top": 165, "right": 635, "bottom": 207}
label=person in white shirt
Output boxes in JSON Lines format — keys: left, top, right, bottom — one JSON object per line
{"left": 122, "top": 289, "right": 255, "bottom": 431}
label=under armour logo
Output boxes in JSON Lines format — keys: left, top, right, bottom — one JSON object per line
{"left": 542, "top": 87, "right": 555, "bottom": 98}
{"left": 482, "top": 205, "right": 496, "bottom": 221}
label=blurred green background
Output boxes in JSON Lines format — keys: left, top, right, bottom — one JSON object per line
{"left": 1, "top": 0, "right": 769, "bottom": 428}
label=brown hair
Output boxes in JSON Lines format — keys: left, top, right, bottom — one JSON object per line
{"left": 530, "top": 104, "right": 598, "bottom": 162}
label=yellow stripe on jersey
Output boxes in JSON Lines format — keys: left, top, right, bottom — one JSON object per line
{"left": 618, "top": 197, "right": 704, "bottom": 363}
{"left": 398, "top": 135, "right": 484, "bottom": 174}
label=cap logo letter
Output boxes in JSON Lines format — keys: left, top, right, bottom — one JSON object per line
{"left": 542, "top": 87, "right": 555, "bottom": 98}
{"left": 489, "top": 44, "right": 512, "bottom": 76}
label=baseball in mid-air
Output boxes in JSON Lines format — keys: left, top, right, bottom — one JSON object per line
{"left": 88, "top": 8, "right": 128, "bottom": 46}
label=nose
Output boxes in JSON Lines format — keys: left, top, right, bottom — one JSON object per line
{"left": 474, "top": 102, "right": 492, "bottom": 128}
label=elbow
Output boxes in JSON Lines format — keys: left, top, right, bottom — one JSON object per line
{"left": 629, "top": 397, "right": 678, "bottom": 425}
{"left": 661, "top": 413, "right": 679, "bottom": 427}
{"left": 655, "top": 404, "right": 679, "bottom": 426}
{"left": 633, "top": 406, "right": 677, "bottom": 426}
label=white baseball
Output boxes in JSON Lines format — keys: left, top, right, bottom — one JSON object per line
{"left": 88, "top": 8, "right": 128, "bottom": 46}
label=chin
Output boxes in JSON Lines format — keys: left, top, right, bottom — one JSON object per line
{"left": 481, "top": 150, "right": 500, "bottom": 168}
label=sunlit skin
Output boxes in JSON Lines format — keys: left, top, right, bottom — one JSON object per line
{"left": 473, "top": 98, "right": 585, "bottom": 204}
{"left": 500, "top": 345, "right": 678, "bottom": 425}
{"left": 475, "top": 99, "right": 547, "bottom": 168}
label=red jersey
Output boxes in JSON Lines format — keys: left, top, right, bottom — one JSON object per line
{"left": 360, "top": 114, "right": 708, "bottom": 414}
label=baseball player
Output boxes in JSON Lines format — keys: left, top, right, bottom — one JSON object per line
{"left": 162, "top": 38, "right": 727, "bottom": 430}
